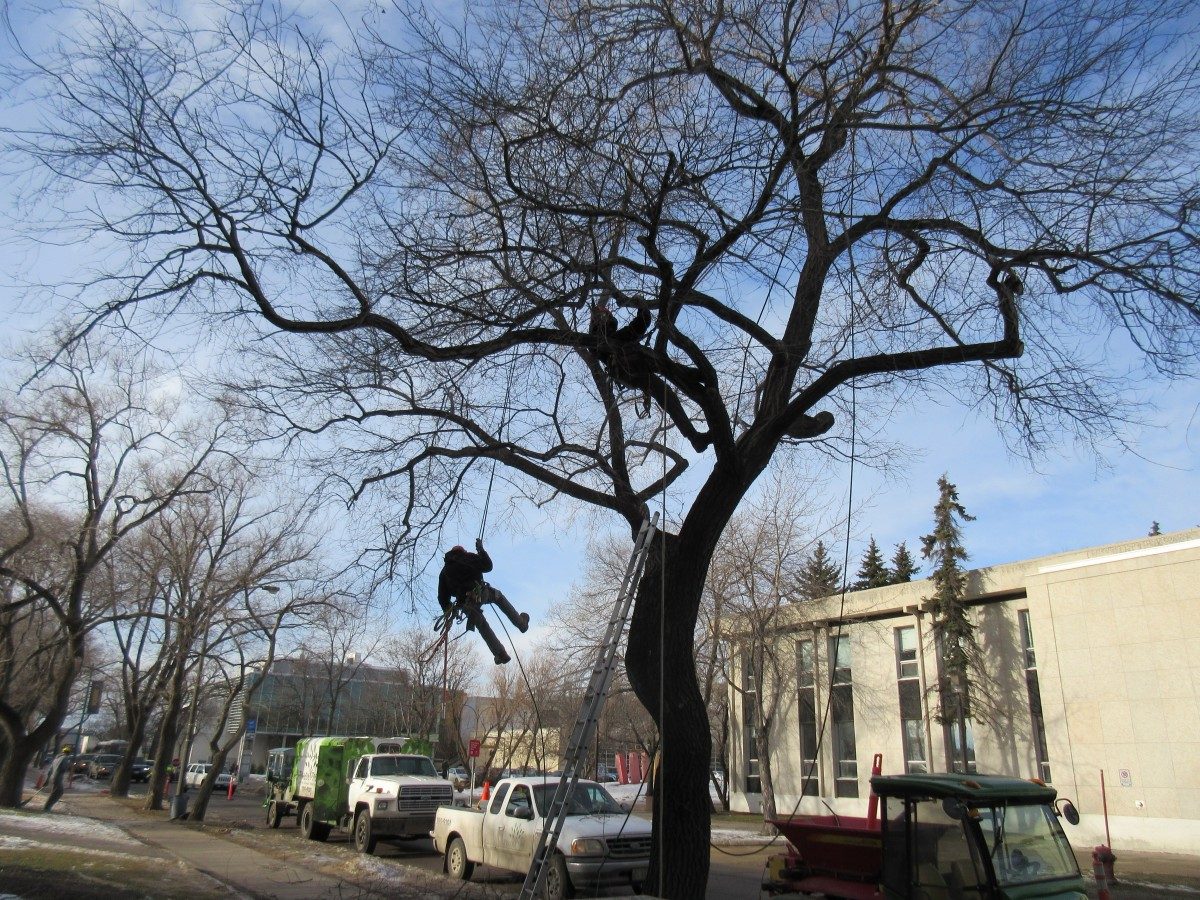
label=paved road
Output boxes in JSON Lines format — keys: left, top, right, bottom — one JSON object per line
{"left": 49, "top": 782, "right": 1199, "bottom": 899}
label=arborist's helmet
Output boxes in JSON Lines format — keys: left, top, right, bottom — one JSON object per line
{"left": 62, "top": 745, "right": 73, "bottom": 753}
{"left": 451, "top": 545, "right": 465, "bottom": 553}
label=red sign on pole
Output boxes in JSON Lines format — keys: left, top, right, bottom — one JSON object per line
{"left": 468, "top": 739, "right": 481, "bottom": 758}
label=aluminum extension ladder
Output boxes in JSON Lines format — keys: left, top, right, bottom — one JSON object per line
{"left": 518, "top": 513, "right": 659, "bottom": 900}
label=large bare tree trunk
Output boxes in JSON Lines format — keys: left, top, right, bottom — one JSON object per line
{"left": 110, "top": 711, "right": 149, "bottom": 798}
{"left": 145, "top": 667, "right": 185, "bottom": 811}
{"left": 0, "top": 638, "right": 82, "bottom": 808}
{"left": 625, "top": 532, "right": 713, "bottom": 899}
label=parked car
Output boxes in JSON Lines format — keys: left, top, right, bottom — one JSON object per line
{"left": 447, "top": 766, "right": 470, "bottom": 790}
{"left": 88, "top": 754, "right": 123, "bottom": 780}
{"left": 71, "top": 753, "right": 96, "bottom": 775}
{"left": 184, "top": 762, "right": 230, "bottom": 789}
{"left": 130, "top": 757, "right": 152, "bottom": 782}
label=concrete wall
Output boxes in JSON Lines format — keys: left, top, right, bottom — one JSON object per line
{"left": 728, "top": 529, "right": 1200, "bottom": 856}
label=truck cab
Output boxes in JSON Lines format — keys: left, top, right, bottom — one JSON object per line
{"left": 877, "top": 775, "right": 1084, "bottom": 900}
{"left": 767, "top": 773, "right": 1085, "bottom": 900}
{"left": 346, "top": 753, "right": 453, "bottom": 852}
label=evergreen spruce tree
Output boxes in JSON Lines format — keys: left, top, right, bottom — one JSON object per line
{"left": 921, "top": 475, "right": 977, "bottom": 773}
{"left": 796, "top": 540, "right": 843, "bottom": 600}
{"left": 889, "top": 542, "right": 919, "bottom": 584}
{"left": 853, "top": 537, "right": 891, "bottom": 589}
{"left": 1148, "top": 521, "right": 1162, "bottom": 536}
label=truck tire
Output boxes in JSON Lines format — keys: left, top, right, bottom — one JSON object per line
{"left": 300, "top": 802, "right": 330, "bottom": 842}
{"left": 266, "top": 800, "right": 283, "bottom": 829}
{"left": 353, "top": 809, "right": 378, "bottom": 854}
{"left": 545, "top": 853, "right": 574, "bottom": 900}
{"left": 446, "top": 836, "right": 474, "bottom": 881}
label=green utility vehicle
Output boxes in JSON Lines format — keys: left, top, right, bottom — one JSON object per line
{"left": 766, "top": 773, "right": 1085, "bottom": 899}
{"left": 265, "top": 736, "right": 453, "bottom": 852}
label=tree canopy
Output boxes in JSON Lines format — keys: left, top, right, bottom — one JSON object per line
{"left": 6, "top": 0, "right": 1200, "bottom": 891}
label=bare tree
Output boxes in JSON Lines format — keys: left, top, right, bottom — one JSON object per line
{"left": 718, "top": 474, "right": 832, "bottom": 825}
{"left": 187, "top": 582, "right": 325, "bottom": 822}
{"left": 97, "top": 543, "right": 179, "bottom": 798}
{"left": 382, "top": 624, "right": 476, "bottom": 764}
{"left": 0, "top": 339, "right": 229, "bottom": 807}
{"left": 137, "top": 468, "right": 321, "bottom": 812}
{"left": 11, "top": 0, "right": 1200, "bottom": 888}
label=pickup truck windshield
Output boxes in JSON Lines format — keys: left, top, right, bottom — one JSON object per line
{"left": 370, "top": 756, "right": 438, "bottom": 778}
{"left": 531, "top": 783, "right": 623, "bottom": 817}
{"left": 975, "top": 803, "right": 1078, "bottom": 885}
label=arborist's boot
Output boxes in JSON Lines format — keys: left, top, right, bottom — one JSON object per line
{"left": 490, "top": 588, "right": 530, "bottom": 634}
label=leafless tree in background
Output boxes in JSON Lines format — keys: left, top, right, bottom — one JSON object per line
{"left": 717, "top": 472, "right": 833, "bottom": 825}
{"left": 9, "top": 0, "right": 1200, "bottom": 887}
{"left": 0, "top": 338, "right": 230, "bottom": 807}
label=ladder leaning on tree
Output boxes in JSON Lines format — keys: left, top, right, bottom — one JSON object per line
{"left": 518, "top": 513, "right": 659, "bottom": 900}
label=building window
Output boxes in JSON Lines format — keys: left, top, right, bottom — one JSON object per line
{"left": 796, "top": 639, "right": 818, "bottom": 796}
{"left": 742, "top": 653, "right": 760, "bottom": 794}
{"left": 828, "top": 634, "right": 859, "bottom": 798}
{"left": 1019, "top": 610, "right": 1052, "bottom": 783}
{"left": 895, "top": 627, "right": 927, "bottom": 774}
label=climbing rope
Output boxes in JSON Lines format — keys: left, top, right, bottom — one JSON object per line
{"left": 479, "top": 352, "right": 519, "bottom": 540}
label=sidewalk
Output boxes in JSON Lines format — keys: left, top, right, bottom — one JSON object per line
{"left": 10, "top": 783, "right": 505, "bottom": 900}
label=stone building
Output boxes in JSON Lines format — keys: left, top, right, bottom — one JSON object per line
{"left": 727, "top": 528, "right": 1200, "bottom": 855}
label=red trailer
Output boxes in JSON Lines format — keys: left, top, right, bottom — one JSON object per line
{"left": 766, "top": 815, "right": 882, "bottom": 899}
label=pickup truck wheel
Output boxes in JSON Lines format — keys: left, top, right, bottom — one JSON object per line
{"left": 354, "top": 809, "right": 378, "bottom": 854}
{"left": 545, "top": 853, "right": 575, "bottom": 900}
{"left": 299, "top": 802, "right": 329, "bottom": 842}
{"left": 446, "top": 836, "right": 474, "bottom": 881}
{"left": 266, "top": 800, "right": 283, "bottom": 829}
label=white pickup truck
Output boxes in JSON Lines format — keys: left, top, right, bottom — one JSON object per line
{"left": 433, "top": 776, "right": 652, "bottom": 900}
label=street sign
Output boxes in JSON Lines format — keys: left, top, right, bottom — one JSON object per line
{"left": 468, "top": 739, "right": 480, "bottom": 758}
{"left": 85, "top": 680, "right": 103, "bottom": 715}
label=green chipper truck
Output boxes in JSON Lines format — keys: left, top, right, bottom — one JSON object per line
{"left": 265, "top": 736, "right": 453, "bottom": 853}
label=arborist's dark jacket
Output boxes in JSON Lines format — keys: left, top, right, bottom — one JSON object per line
{"left": 437, "top": 547, "right": 493, "bottom": 610}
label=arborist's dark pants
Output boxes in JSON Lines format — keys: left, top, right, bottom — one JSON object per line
{"left": 461, "top": 584, "right": 525, "bottom": 665}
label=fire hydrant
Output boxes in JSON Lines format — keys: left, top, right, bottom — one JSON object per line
{"left": 1093, "top": 845, "right": 1117, "bottom": 885}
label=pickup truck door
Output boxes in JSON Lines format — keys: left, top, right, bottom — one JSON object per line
{"left": 482, "top": 783, "right": 512, "bottom": 868}
{"left": 499, "top": 785, "right": 540, "bottom": 870}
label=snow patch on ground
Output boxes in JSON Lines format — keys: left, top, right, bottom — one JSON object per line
{"left": 0, "top": 833, "right": 140, "bottom": 860}
{"left": 710, "top": 827, "right": 782, "bottom": 847}
{"left": 0, "top": 810, "right": 138, "bottom": 845}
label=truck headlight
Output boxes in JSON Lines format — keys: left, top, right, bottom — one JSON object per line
{"left": 570, "top": 838, "right": 605, "bottom": 855}
{"left": 376, "top": 800, "right": 389, "bottom": 811}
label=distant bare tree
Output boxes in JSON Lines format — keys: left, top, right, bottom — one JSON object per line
{"left": 719, "top": 473, "right": 831, "bottom": 825}
{"left": 140, "top": 467, "right": 320, "bottom": 811}
{"left": 381, "top": 624, "right": 475, "bottom": 764}
{"left": 12, "top": 0, "right": 1200, "bottom": 887}
{"left": 0, "top": 338, "right": 229, "bottom": 807}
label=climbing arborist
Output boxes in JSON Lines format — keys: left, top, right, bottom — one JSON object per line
{"left": 588, "top": 300, "right": 711, "bottom": 452}
{"left": 437, "top": 539, "right": 530, "bottom": 665}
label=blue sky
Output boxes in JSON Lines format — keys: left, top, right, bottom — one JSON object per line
{"left": 434, "top": 371, "right": 1200, "bottom": 670}
{"left": 3, "top": 0, "right": 1198, "bottom": 674}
